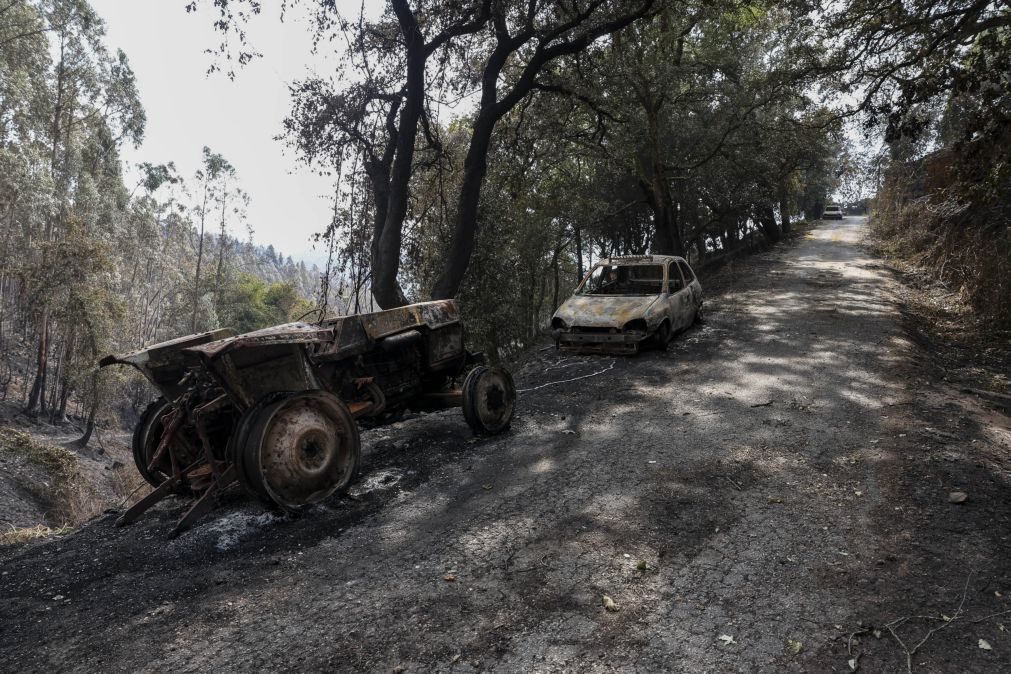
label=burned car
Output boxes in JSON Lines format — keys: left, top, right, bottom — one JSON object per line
{"left": 551, "top": 255, "right": 703, "bottom": 353}
{"left": 101, "top": 300, "right": 516, "bottom": 536}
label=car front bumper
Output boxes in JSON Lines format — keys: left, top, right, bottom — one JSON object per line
{"left": 552, "top": 329, "right": 649, "bottom": 354}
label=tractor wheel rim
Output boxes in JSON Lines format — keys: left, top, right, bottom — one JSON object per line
{"left": 473, "top": 369, "right": 516, "bottom": 432}
{"left": 256, "top": 393, "right": 356, "bottom": 509}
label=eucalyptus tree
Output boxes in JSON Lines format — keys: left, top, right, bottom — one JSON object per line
{"left": 190, "top": 146, "right": 234, "bottom": 331}
{"left": 5, "top": 0, "right": 145, "bottom": 416}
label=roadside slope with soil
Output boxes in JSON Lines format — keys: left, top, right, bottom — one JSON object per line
{"left": 1, "top": 216, "right": 1008, "bottom": 673}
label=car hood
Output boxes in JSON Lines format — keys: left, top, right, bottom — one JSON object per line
{"left": 554, "top": 294, "right": 660, "bottom": 328}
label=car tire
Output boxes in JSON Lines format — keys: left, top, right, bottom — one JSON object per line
{"left": 694, "top": 304, "right": 705, "bottom": 325}
{"left": 652, "top": 320, "right": 672, "bottom": 349}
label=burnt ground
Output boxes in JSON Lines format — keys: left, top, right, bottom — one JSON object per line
{"left": 1, "top": 216, "right": 1010, "bottom": 673}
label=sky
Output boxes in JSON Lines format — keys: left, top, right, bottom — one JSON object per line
{"left": 90, "top": 0, "right": 382, "bottom": 266}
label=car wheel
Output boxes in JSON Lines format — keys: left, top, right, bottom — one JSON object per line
{"left": 694, "top": 304, "right": 705, "bottom": 325}
{"left": 652, "top": 320, "right": 672, "bottom": 349}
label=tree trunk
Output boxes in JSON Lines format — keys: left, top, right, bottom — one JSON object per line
{"left": 551, "top": 246, "right": 562, "bottom": 313}
{"left": 757, "top": 205, "right": 782, "bottom": 243}
{"left": 366, "top": 161, "right": 391, "bottom": 292}
{"left": 76, "top": 401, "right": 97, "bottom": 448}
{"left": 575, "top": 225, "right": 584, "bottom": 281}
{"left": 57, "top": 379, "right": 71, "bottom": 424}
{"left": 779, "top": 192, "right": 791, "bottom": 235}
{"left": 533, "top": 268, "right": 547, "bottom": 340}
{"left": 371, "top": 0, "right": 425, "bottom": 309}
{"left": 646, "top": 189, "right": 685, "bottom": 256}
{"left": 213, "top": 179, "right": 229, "bottom": 310}
{"left": 431, "top": 114, "right": 497, "bottom": 300}
{"left": 191, "top": 180, "right": 209, "bottom": 331}
{"left": 25, "top": 311, "right": 48, "bottom": 415}
{"left": 723, "top": 215, "right": 739, "bottom": 250}
{"left": 695, "top": 233, "right": 708, "bottom": 265}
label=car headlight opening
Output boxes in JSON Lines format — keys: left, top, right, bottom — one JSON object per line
{"left": 623, "top": 318, "right": 648, "bottom": 333}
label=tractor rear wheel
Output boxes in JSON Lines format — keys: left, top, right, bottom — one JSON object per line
{"left": 236, "top": 391, "right": 360, "bottom": 511}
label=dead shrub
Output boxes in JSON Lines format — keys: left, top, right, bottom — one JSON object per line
{"left": 872, "top": 162, "right": 1011, "bottom": 333}
{"left": 0, "top": 427, "right": 102, "bottom": 530}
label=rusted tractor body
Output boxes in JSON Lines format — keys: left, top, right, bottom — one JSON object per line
{"left": 101, "top": 300, "right": 516, "bottom": 536}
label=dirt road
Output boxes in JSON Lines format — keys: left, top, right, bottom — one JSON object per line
{"left": 2, "top": 217, "right": 1009, "bottom": 672}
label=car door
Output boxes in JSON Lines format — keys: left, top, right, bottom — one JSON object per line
{"left": 677, "top": 259, "right": 703, "bottom": 319}
{"left": 666, "top": 260, "right": 691, "bottom": 331}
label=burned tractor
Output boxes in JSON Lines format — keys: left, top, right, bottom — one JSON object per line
{"left": 101, "top": 300, "right": 516, "bottom": 536}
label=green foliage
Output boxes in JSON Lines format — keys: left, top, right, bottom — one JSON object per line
{"left": 218, "top": 274, "right": 313, "bottom": 333}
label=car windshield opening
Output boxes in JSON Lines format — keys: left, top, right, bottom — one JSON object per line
{"left": 579, "top": 264, "right": 664, "bottom": 296}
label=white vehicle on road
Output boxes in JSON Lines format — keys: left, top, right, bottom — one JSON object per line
{"left": 822, "top": 204, "right": 845, "bottom": 219}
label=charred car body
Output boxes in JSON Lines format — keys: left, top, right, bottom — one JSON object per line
{"left": 551, "top": 255, "right": 703, "bottom": 354}
{"left": 101, "top": 300, "right": 516, "bottom": 536}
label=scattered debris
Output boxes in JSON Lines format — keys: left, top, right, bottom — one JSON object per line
{"left": 751, "top": 400, "right": 774, "bottom": 408}
{"left": 718, "top": 634, "right": 737, "bottom": 645}
{"left": 884, "top": 572, "right": 974, "bottom": 673}
{"left": 603, "top": 595, "right": 620, "bottom": 612}
{"left": 948, "top": 491, "right": 968, "bottom": 504}
{"left": 443, "top": 574, "right": 456, "bottom": 582}
{"left": 978, "top": 639, "right": 992, "bottom": 650}
{"left": 787, "top": 639, "right": 803, "bottom": 654}
{"left": 517, "top": 361, "right": 616, "bottom": 393}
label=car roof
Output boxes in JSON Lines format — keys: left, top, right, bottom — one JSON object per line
{"left": 600, "top": 254, "right": 686, "bottom": 265}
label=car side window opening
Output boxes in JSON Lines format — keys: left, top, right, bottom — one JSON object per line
{"left": 580, "top": 264, "right": 665, "bottom": 296}
{"left": 677, "top": 260, "right": 695, "bottom": 283}
{"left": 668, "top": 262, "right": 686, "bottom": 293}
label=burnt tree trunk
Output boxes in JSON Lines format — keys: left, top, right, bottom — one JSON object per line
{"left": 25, "top": 312, "right": 48, "bottom": 416}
